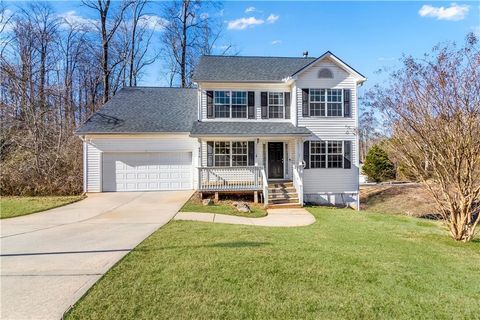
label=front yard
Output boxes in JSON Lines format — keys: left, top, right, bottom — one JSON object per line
{"left": 180, "top": 194, "right": 267, "bottom": 218}
{"left": 0, "top": 195, "right": 85, "bottom": 219}
{"left": 66, "top": 207, "right": 479, "bottom": 319}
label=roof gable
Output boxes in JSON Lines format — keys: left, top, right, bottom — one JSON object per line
{"left": 292, "top": 51, "right": 366, "bottom": 83}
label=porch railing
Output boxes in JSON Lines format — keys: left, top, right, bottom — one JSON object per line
{"left": 293, "top": 164, "right": 304, "bottom": 206}
{"left": 261, "top": 168, "right": 268, "bottom": 207}
{"left": 198, "top": 166, "right": 264, "bottom": 191}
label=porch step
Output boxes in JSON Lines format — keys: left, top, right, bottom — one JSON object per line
{"left": 267, "top": 202, "right": 302, "bottom": 209}
{"left": 266, "top": 180, "right": 301, "bottom": 207}
{"left": 268, "top": 182, "right": 294, "bottom": 189}
{"left": 268, "top": 192, "right": 298, "bottom": 199}
{"left": 269, "top": 197, "right": 300, "bottom": 204}
{"left": 268, "top": 187, "right": 297, "bottom": 194}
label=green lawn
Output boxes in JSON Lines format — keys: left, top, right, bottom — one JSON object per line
{"left": 0, "top": 195, "right": 85, "bottom": 219}
{"left": 180, "top": 196, "right": 267, "bottom": 218}
{"left": 66, "top": 207, "right": 479, "bottom": 320}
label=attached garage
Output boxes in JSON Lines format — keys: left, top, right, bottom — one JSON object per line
{"left": 102, "top": 152, "right": 193, "bottom": 192}
{"left": 75, "top": 87, "right": 200, "bottom": 193}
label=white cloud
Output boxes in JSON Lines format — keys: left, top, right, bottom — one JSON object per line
{"left": 245, "top": 7, "right": 256, "bottom": 13}
{"left": 271, "top": 40, "right": 282, "bottom": 45}
{"left": 139, "top": 14, "right": 166, "bottom": 31}
{"left": 266, "top": 14, "right": 279, "bottom": 24}
{"left": 227, "top": 17, "right": 264, "bottom": 30}
{"left": 418, "top": 3, "right": 469, "bottom": 21}
{"left": 58, "top": 11, "right": 96, "bottom": 28}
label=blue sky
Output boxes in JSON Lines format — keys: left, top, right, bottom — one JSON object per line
{"left": 4, "top": 1, "right": 479, "bottom": 92}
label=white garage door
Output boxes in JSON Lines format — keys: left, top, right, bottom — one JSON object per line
{"left": 102, "top": 152, "right": 193, "bottom": 192}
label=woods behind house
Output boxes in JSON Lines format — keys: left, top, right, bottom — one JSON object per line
{"left": 0, "top": 0, "right": 230, "bottom": 195}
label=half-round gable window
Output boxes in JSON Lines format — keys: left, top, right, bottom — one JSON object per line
{"left": 318, "top": 68, "right": 333, "bottom": 79}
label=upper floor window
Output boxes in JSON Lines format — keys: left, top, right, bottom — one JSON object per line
{"left": 232, "top": 92, "right": 247, "bottom": 118}
{"left": 268, "top": 92, "right": 284, "bottom": 119}
{"left": 309, "top": 89, "right": 343, "bottom": 117}
{"left": 214, "top": 91, "right": 247, "bottom": 118}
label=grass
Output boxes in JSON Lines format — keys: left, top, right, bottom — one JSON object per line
{"left": 180, "top": 194, "right": 267, "bottom": 218}
{"left": 66, "top": 207, "right": 480, "bottom": 320}
{"left": 0, "top": 195, "right": 85, "bottom": 219}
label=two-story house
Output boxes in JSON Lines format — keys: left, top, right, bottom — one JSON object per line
{"left": 76, "top": 51, "right": 366, "bottom": 209}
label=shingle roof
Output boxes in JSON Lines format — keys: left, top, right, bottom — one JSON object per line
{"left": 193, "top": 55, "right": 317, "bottom": 82}
{"left": 75, "top": 87, "right": 197, "bottom": 134}
{"left": 190, "top": 122, "right": 311, "bottom": 137}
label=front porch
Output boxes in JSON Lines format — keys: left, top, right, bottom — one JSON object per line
{"left": 191, "top": 122, "right": 311, "bottom": 207}
{"left": 197, "top": 163, "right": 304, "bottom": 208}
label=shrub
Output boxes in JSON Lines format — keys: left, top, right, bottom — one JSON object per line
{"left": 362, "top": 145, "right": 396, "bottom": 182}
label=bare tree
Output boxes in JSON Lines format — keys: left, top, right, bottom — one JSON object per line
{"left": 0, "top": 2, "right": 102, "bottom": 195}
{"left": 115, "top": 0, "right": 159, "bottom": 87}
{"left": 82, "top": 0, "right": 131, "bottom": 102}
{"left": 358, "top": 104, "right": 381, "bottom": 162}
{"left": 161, "top": 0, "right": 234, "bottom": 87}
{"left": 366, "top": 33, "right": 480, "bottom": 242}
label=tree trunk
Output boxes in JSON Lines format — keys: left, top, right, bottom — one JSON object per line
{"left": 180, "top": 0, "right": 188, "bottom": 88}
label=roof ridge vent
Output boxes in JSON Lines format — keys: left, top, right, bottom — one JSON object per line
{"left": 303, "top": 51, "right": 309, "bottom": 58}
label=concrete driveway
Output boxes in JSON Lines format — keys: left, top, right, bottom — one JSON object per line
{"left": 0, "top": 191, "right": 192, "bottom": 320}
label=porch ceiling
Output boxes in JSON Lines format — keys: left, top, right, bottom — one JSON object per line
{"left": 190, "top": 122, "right": 311, "bottom": 137}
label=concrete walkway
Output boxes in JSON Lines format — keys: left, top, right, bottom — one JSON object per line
{"left": 175, "top": 208, "right": 315, "bottom": 227}
{"left": 1, "top": 191, "right": 193, "bottom": 320}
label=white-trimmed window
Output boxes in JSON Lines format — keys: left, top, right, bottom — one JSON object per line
{"left": 214, "top": 141, "right": 230, "bottom": 166}
{"left": 213, "top": 141, "right": 250, "bottom": 167}
{"left": 327, "top": 89, "right": 343, "bottom": 117}
{"left": 214, "top": 91, "right": 247, "bottom": 118}
{"left": 232, "top": 141, "right": 248, "bottom": 166}
{"left": 327, "top": 141, "right": 343, "bottom": 168}
{"left": 309, "top": 89, "right": 325, "bottom": 116}
{"left": 309, "top": 89, "right": 343, "bottom": 117}
{"left": 231, "top": 91, "right": 247, "bottom": 118}
{"left": 268, "top": 92, "right": 284, "bottom": 119}
{"left": 214, "top": 91, "right": 230, "bottom": 118}
{"left": 310, "top": 141, "right": 343, "bottom": 168}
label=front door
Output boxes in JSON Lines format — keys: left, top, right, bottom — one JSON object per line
{"left": 268, "top": 142, "right": 284, "bottom": 179}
